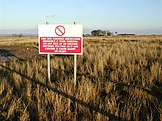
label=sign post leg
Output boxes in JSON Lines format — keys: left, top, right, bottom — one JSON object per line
{"left": 47, "top": 54, "right": 51, "bottom": 83}
{"left": 74, "top": 54, "right": 77, "bottom": 86}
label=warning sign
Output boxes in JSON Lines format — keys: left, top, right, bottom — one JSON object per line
{"left": 38, "top": 24, "right": 83, "bottom": 55}
{"left": 40, "top": 37, "right": 82, "bottom": 53}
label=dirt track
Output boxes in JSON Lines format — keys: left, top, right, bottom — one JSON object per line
{"left": 0, "top": 37, "right": 39, "bottom": 62}
{"left": 0, "top": 46, "right": 40, "bottom": 62}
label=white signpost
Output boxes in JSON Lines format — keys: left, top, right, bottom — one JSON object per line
{"left": 38, "top": 24, "right": 83, "bottom": 86}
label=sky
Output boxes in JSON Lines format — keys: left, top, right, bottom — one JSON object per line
{"left": 0, "top": 0, "right": 162, "bottom": 35}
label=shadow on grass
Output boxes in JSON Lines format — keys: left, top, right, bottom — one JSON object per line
{"left": 50, "top": 67, "right": 162, "bottom": 120}
{"left": 48, "top": 68, "right": 162, "bottom": 102}
{"left": 51, "top": 67, "right": 162, "bottom": 102}
{"left": 0, "top": 64, "right": 127, "bottom": 121}
{"left": 0, "top": 49, "right": 22, "bottom": 62}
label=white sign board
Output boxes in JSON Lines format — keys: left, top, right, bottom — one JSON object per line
{"left": 38, "top": 24, "right": 83, "bottom": 55}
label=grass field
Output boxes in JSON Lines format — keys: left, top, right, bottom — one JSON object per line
{"left": 0, "top": 35, "right": 162, "bottom": 120}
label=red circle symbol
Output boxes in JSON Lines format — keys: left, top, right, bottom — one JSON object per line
{"left": 55, "top": 25, "right": 65, "bottom": 36}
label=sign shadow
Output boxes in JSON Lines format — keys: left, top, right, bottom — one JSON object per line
{"left": 0, "top": 64, "right": 127, "bottom": 121}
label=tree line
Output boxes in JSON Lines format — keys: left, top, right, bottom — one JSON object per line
{"left": 91, "top": 29, "right": 113, "bottom": 36}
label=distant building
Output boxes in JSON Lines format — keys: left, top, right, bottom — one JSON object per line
{"left": 12, "top": 33, "right": 23, "bottom": 37}
{"left": 83, "top": 34, "right": 91, "bottom": 37}
{"left": 117, "top": 33, "right": 135, "bottom": 36}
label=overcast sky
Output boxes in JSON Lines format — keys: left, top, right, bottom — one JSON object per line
{"left": 0, "top": 0, "right": 162, "bottom": 35}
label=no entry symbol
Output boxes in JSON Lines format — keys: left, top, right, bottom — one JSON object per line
{"left": 55, "top": 25, "right": 65, "bottom": 36}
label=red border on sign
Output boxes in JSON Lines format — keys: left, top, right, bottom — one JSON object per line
{"left": 39, "top": 37, "right": 83, "bottom": 55}
{"left": 55, "top": 25, "right": 65, "bottom": 36}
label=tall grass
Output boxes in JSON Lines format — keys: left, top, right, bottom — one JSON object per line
{"left": 0, "top": 35, "right": 162, "bottom": 120}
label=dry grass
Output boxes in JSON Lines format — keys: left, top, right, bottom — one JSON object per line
{"left": 0, "top": 35, "right": 162, "bottom": 120}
